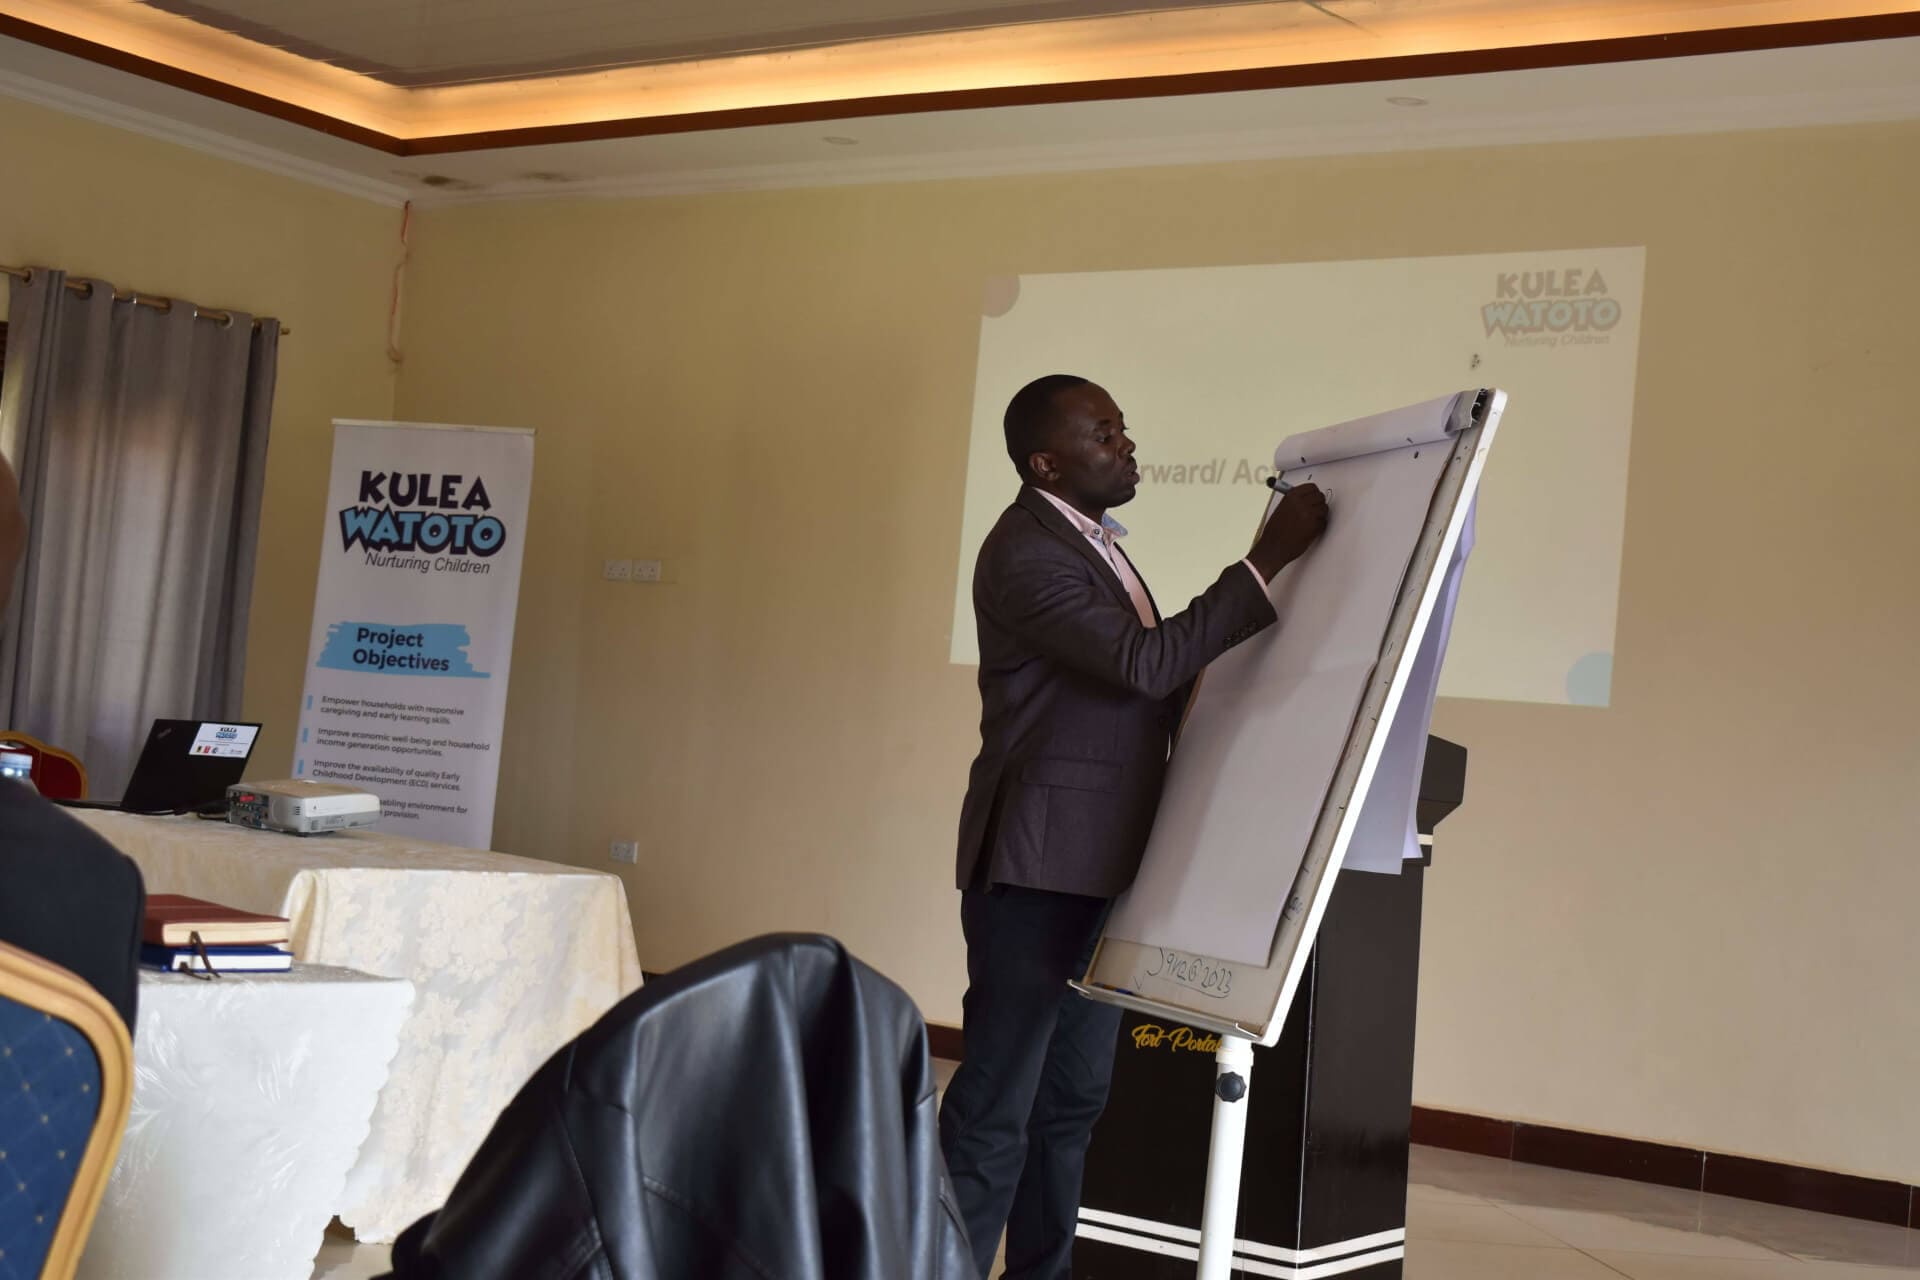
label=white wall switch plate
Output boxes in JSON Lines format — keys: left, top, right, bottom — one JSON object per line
{"left": 603, "top": 558, "right": 633, "bottom": 582}
{"left": 610, "top": 839, "right": 639, "bottom": 864}
{"left": 632, "top": 559, "right": 663, "bottom": 583}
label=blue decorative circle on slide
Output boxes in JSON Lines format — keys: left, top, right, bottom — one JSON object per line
{"left": 1566, "top": 651, "right": 1614, "bottom": 707}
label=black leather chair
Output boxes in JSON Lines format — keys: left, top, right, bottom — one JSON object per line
{"left": 381, "top": 933, "right": 975, "bottom": 1280}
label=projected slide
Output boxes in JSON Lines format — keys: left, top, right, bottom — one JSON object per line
{"left": 949, "top": 248, "right": 1645, "bottom": 707}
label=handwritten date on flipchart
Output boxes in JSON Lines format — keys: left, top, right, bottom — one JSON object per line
{"left": 1143, "top": 948, "right": 1234, "bottom": 999}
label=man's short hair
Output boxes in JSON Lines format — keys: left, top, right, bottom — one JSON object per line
{"left": 1003, "top": 374, "right": 1089, "bottom": 482}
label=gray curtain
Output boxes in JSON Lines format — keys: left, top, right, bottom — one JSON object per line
{"left": 0, "top": 268, "right": 277, "bottom": 796}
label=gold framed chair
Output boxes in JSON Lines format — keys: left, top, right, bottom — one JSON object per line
{"left": 0, "top": 940, "right": 133, "bottom": 1280}
{"left": 0, "top": 732, "right": 88, "bottom": 802}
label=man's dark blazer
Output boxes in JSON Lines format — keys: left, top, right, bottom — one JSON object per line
{"left": 954, "top": 487, "right": 1276, "bottom": 898}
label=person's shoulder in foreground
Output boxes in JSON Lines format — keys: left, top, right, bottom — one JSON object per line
{"left": 0, "top": 771, "right": 147, "bottom": 1032}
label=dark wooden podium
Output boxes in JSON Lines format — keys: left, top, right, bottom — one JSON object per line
{"left": 1074, "top": 736, "right": 1467, "bottom": 1278}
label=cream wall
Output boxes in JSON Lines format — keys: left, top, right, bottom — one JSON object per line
{"left": 0, "top": 95, "right": 400, "bottom": 773}
{"left": 394, "top": 120, "right": 1920, "bottom": 1185}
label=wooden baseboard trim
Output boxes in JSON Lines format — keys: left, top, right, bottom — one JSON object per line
{"left": 1413, "top": 1106, "right": 1918, "bottom": 1229}
{"left": 809, "top": 1018, "right": 1919, "bottom": 1229}
{"left": 1512, "top": 1119, "right": 1706, "bottom": 1192}
{"left": 927, "top": 1021, "right": 964, "bottom": 1063}
{"left": 1703, "top": 1152, "right": 1915, "bottom": 1227}
{"left": 1408, "top": 1105, "right": 1514, "bottom": 1160}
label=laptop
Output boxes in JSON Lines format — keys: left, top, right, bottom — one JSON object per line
{"left": 56, "top": 719, "right": 262, "bottom": 814}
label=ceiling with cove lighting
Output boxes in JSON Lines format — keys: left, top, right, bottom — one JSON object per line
{"left": 0, "top": 1, "right": 1914, "bottom": 204}
{"left": 0, "top": 1, "right": 1912, "bottom": 150}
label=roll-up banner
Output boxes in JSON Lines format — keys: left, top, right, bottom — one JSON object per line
{"left": 294, "top": 419, "right": 534, "bottom": 847}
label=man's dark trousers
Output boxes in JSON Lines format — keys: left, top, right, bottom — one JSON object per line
{"left": 939, "top": 884, "right": 1122, "bottom": 1280}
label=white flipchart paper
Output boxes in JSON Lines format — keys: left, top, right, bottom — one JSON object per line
{"left": 1341, "top": 497, "right": 1475, "bottom": 873}
{"left": 1103, "top": 395, "right": 1463, "bottom": 965}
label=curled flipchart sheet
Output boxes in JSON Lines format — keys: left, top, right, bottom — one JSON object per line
{"left": 1273, "top": 391, "right": 1470, "bottom": 470}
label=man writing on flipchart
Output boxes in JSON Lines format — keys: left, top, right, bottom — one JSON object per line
{"left": 940, "top": 374, "right": 1330, "bottom": 1279}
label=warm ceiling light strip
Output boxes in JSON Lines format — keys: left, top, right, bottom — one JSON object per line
{"left": 395, "top": 3, "right": 1920, "bottom": 144}
{"left": 3, "top": 0, "right": 411, "bottom": 132}
{"left": 1, "top": 0, "right": 1916, "bottom": 148}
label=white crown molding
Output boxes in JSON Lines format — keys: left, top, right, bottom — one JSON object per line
{"left": 2, "top": 40, "right": 1917, "bottom": 212}
{"left": 417, "top": 77, "right": 1920, "bottom": 207}
{"left": 0, "top": 67, "right": 410, "bottom": 206}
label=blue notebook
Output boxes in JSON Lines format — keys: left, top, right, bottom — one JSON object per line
{"left": 141, "top": 943, "right": 292, "bottom": 973}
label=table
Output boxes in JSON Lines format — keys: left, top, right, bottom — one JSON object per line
{"left": 74, "top": 812, "right": 645, "bottom": 1242}
{"left": 77, "top": 966, "right": 414, "bottom": 1280}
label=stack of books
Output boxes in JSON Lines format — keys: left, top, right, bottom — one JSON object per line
{"left": 141, "top": 894, "right": 293, "bottom": 973}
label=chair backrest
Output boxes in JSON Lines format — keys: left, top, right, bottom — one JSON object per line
{"left": 0, "top": 941, "right": 132, "bottom": 1280}
{"left": 0, "top": 735, "right": 87, "bottom": 802}
{"left": 384, "top": 933, "right": 974, "bottom": 1280}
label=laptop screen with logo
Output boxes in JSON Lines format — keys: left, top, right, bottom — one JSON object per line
{"left": 190, "top": 722, "right": 256, "bottom": 759}
{"left": 120, "top": 720, "right": 261, "bottom": 812}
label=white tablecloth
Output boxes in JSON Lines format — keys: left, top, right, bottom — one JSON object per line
{"left": 74, "top": 812, "right": 645, "bottom": 1241}
{"left": 78, "top": 966, "right": 414, "bottom": 1280}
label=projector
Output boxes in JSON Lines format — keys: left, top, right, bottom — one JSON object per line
{"left": 226, "top": 780, "right": 382, "bottom": 835}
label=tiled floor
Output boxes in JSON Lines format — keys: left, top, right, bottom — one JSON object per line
{"left": 1401, "top": 1146, "right": 1920, "bottom": 1278}
{"left": 310, "top": 1145, "right": 1920, "bottom": 1278}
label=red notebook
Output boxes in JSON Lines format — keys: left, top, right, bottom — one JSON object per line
{"left": 143, "top": 894, "right": 290, "bottom": 947}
